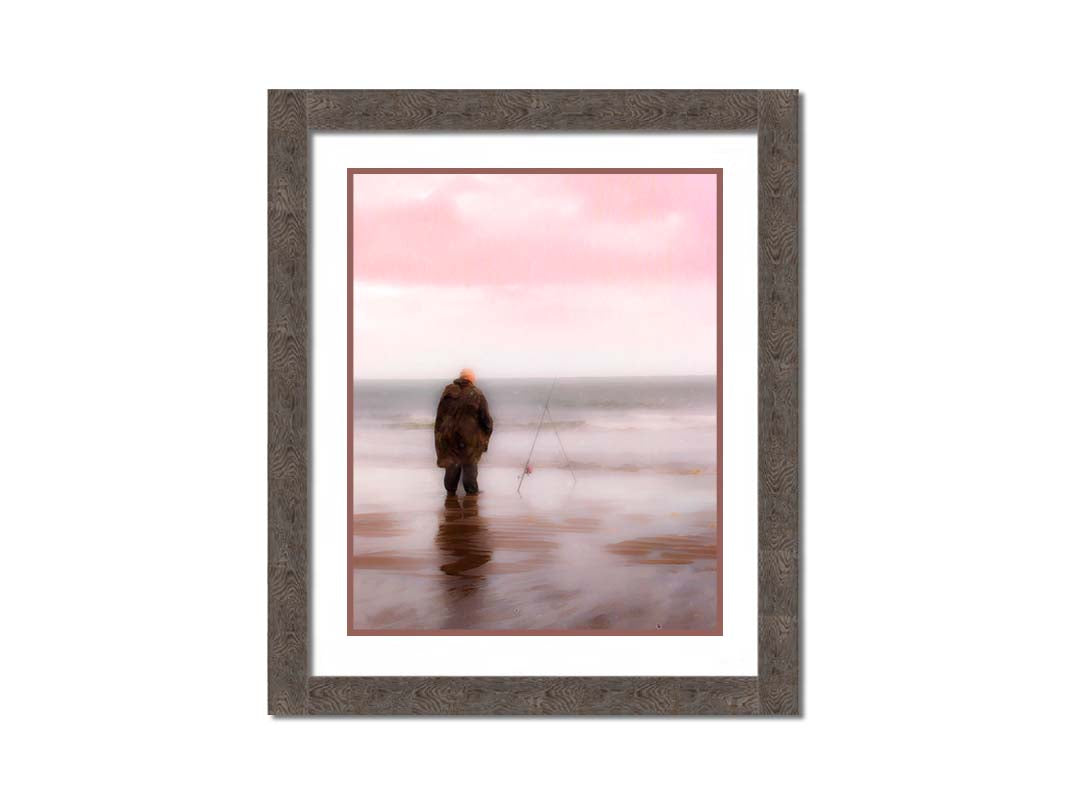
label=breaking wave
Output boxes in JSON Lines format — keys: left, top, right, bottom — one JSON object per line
{"left": 378, "top": 413, "right": 716, "bottom": 433}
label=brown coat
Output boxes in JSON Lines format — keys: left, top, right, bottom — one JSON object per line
{"left": 434, "top": 378, "right": 493, "bottom": 467}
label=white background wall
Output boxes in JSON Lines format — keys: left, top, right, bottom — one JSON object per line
{"left": 2, "top": 2, "right": 1065, "bottom": 798}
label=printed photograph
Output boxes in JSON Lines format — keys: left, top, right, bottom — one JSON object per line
{"left": 348, "top": 169, "right": 721, "bottom": 634}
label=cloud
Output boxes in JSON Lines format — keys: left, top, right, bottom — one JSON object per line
{"left": 352, "top": 281, "right": 716, "bottom": 380}
{"left": 351, "top": 172, "right": 717, "bottom": 286}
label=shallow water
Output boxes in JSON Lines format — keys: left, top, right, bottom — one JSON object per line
{"left": 351, "top": 377, "right": 718, "bottom": 632}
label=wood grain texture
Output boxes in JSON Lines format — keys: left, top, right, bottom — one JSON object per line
{"left": 757, "top": 90, "right": 800, "bottom": 715}
{"left": 307, "top": 676, "right": 759, "bottom": 715}
{"left": 268, "top": 90, "right": 309, "bottom": 715}
{"left": 266, "top": 89, "right": 801, "bottom": 715}
{"left": 307, "top": 90, "right": 758, "bottom": 131}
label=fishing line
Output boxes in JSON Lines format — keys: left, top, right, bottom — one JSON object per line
{"left": 517, "top": 378, "right": 556, "bottom": 494}
{"left": 546, "top": 405, "right": 577, "bottom": 485}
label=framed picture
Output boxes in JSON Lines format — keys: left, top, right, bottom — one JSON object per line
{"left": 268, "top": 90, "right": 799, "bottom": 715}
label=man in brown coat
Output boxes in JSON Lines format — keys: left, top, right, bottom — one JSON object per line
{"left": 434, "top": 368, "right": 493, "bottom": 495}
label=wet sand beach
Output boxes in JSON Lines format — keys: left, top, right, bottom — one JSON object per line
{"left": 351, "top": 466, "right": 718, "bottom": 632}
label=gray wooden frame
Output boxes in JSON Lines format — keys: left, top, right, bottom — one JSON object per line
{"left": 268, "top": 90, "right": 799, "bottom": 715}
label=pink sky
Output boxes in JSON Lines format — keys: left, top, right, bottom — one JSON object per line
{"left": 353, "top": 172, "right": 717, "bottom": 285}
{"left": 352, "top": 171, "right": 718, "bottom": 379}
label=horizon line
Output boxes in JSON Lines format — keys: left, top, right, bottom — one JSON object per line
{"left": 353, "top": 373, "right": 717, "bottom": 382}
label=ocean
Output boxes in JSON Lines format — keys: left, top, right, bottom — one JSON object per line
{"left": 354, "top": 375, "right": 717, "bottom": 478}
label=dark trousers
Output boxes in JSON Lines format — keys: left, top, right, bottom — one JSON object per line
{"left": 444, "top": 463, "right": 479, "bottom": 495}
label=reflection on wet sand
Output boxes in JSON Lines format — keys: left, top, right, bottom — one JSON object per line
{"left": 435, "top": 496, "right": 492, "bottom": 628}
{"left": 351, "top": 474, "right": 718, "bottom": 631}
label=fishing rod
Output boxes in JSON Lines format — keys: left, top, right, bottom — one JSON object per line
{"left": 517, "top": 378, "right": 556, "bottom": 494}
{"left": 546, "top": 405, "right": 577, "bottom": 485}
